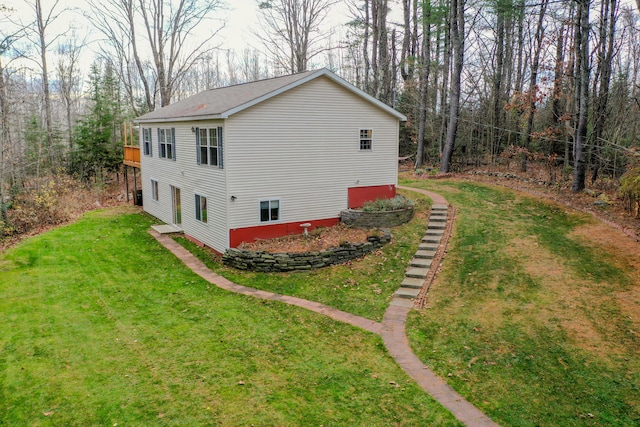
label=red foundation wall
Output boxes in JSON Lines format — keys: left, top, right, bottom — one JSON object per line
{"left": 348, "top": 184, "right": 396, "bottom": 209}
{"left": 229, "top": 217, "right": 340, "bottom": 248}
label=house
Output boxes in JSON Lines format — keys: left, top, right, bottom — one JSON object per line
{"left": 135, "top": 68, "right": 407, "bottom": 254}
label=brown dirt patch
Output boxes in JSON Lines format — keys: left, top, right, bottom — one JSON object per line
{"left": 503, "top": 232, "right": 638, "bottom": 357}
{"left": 570, "top": 222, "right": 640, "bottom": 327}
{"left": 238, "top": 223, "right": 370, "bottom": 253}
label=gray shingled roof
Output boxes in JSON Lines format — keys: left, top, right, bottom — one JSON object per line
{"left": 135, "top": 68, "right": 406, "bottom": 123}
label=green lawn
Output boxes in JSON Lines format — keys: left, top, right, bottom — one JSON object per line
{"left": 0, "top": 206, "right": 459, "bottom": 426}
{"left": 176, "top": 189, "right": 431, "bottom": 323}
{"left": 401, "top": 178, "right": 640, "bottom": 427}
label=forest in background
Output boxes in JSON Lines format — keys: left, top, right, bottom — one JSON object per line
{"left": 1, "top": 0, "right": 639, "bottom": 242}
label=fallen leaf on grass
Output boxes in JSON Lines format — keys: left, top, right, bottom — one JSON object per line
{"left": 43, "top": 411, "right": 54, "bottom": 416}
{"left": 468, "top": 356, "right": 479, "bottom": 368}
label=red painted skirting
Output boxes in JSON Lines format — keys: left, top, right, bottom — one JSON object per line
{"left": 348, "top": 184, "right": 396, "bottom": 209}
{"left": 229, "top": 218, "right": 340, "bottom": 248}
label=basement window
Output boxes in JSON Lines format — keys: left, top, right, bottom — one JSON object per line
{"left": 259, "top": 199, "right": 280, "bottom": 222}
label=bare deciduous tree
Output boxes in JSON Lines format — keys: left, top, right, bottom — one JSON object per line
{"left": 571, "top": 0, "right": 590, "bottom": 192}
{"left": 440, "top": 0, "right": 465, "bottom": 173}
{"left": 88, "top": 0, "right": 223, "bottom": 112}
{"left": 20, "top": 0, "right": 67, "bottom": 171}
{"left": 55, "top": 35, "right": 84, "bottom": 151}
{"left": 257, "top": 0, "right": 337, "bottom": 74}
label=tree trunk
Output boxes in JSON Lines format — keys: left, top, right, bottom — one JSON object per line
{"left": 571, "top": 0, "right": 590, "bottom": 193}
{"left": 589, "top": 0, "right": 617, "bottom": 183}
{"left": 521, "top": 0, "right": 549, "bottom": 172}
{"left": 438, "top": 0, "right": 451, "bottom": 156}
{"left": 0, "top": 56, "right": 8, "bottom": 224}
{"left": 416, "top": 1, "right": 432, "bottom": 168}
{"left": 440, "top": 0, "right": 464, "bottom": 173}
{"left": 35, "top": 0, "right": 54, "bottom": 169}
{"left": 363, "top": 0, "right": 370, "bottom": 93}
{"left": 491, "top": 6, "right": 505, "bottom": 163}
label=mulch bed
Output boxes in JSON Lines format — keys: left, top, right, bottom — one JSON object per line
{"left": 238, "top": 223, "right": 370, "bottom": 253}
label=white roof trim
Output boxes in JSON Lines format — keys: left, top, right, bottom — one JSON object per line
{"left": 135, "top": 114, "right": 223, "bottom": 124}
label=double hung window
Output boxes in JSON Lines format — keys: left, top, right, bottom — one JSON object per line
{"left": 196, "top": 127, "right": 223, "bottom": 168}
{"left": 359, "top": 129, "right": 372, "bottom": 150}
{"left": 143, "top": 128, "right": 152, "bottom": 156}
{"left": 158, "top": 128, "right": 176, "bottom": 160}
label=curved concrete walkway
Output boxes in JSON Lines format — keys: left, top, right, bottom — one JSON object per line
{"left": 150, "top": 186, "right": 499, "bottom": 427}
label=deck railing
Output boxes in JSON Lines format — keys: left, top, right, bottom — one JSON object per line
{"left": 123, "top": 145, "right": 141, "bottom": 167}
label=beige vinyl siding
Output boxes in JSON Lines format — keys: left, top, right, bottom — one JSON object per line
{"left": 140, "top": 121, "right": 229, "bottom": 252}
{"left": 225, "top": 76, "right": 399, "bottom": 229}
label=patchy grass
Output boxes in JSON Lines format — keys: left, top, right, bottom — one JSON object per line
{"left": 401, "top": 178, "right": 640, "bottom": 427}
{"left": 176, "top": 189, "right": 431, "bottom": 322}
{"left": 0, "top": 206, "right": 459, "bottom": 426}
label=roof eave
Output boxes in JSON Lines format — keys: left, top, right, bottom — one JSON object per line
{"left": 134, "top": 113, "right": 223, "bottom": 124}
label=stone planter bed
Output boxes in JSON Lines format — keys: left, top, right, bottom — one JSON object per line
{"left": 340, "top": 207, "right": 414, "bottom": 229}
{"left": 223, "top": 231, "right": 391, "bottom": 272}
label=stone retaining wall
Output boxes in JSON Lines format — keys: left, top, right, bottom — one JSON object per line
{"left": 340, "top": 208, "right": 414, "bottom": 229}
{"left": 222, "top": 232, "right": 391, "bottom": 272}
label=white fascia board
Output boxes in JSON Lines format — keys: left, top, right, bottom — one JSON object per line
{"left": 134, "top": 114, "right": 223, "bottom": 124}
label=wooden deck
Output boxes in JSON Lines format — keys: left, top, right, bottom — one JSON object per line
{"left": 123, "top": 145, "right": 140, "bottom": 168}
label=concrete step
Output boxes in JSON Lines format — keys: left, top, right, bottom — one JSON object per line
{"left": 394, "top": 287, "right": 420, "bottom": 299}
{"left": 428, "top": 223, "right": 446, "bottom": 230}
{"left": 390, "top": 297, "right": 415, "bottom": 307}
{"left": 406, "top": 267, "right": 429, "bottom": 279}
{"left": 422, "top": 236, "right": 442, "bottom": 244}
{"left": 410, "top": 258, "right": 432, "bottom": 268}
{"left": 432, "top": 204, "right": 448, "bottom": 211}
{"left": 401, "top": 277, "right": 424, "bottom": 289}
{"left": 425, "top": 229, "right": 444, "bottom": 236}
{"left": 418, "top": 243, "right": 439, "bottom": 251}
{"left": 414, "top": 249, "right": 436, "bottom": 259}
{"left": 429, "top": 215, "right": 446, "bottom": 222}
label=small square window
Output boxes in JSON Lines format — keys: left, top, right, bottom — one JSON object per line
{"left": 260, "top": 199, "right": 279, "bottom": 222}
{"left": 195, "top": 194, "right": 208, "bottom": 223}
{"left": 359, "top": 129, "right": 372, "bottom": 150}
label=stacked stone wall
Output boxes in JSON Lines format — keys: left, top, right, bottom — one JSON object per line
{"left": 340, "top": 208, "right": 414, "bottom": 228}
{"left": 223, "top": 232, "right": 391, "bottom": 272}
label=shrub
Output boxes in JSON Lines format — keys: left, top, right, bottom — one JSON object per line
{"left": 619, "top": 165, "right": 640, "bottom": 217}
{"left": 361, "top": 195, "right": 414, "bottom": 212}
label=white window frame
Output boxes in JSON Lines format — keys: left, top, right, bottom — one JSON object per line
{"left": 159, "top": 128, "right": 174, "bottom": 160}
{"left": 150, "top": 179, "right": 159, "bottom": 201}
{"left": 195, "top": 193, "right": 208, "bottom": 224}
{"left": 359, "top": 128, "right": 373, "bottom": 151}
{"left": 198, "top": 128, "right": 219, "bottom": 167}
{"left": 143, "top": 128, "right": 152, "bottom": 156}
{"left": 259, "top": 199, "right": 280, "bottom": 223}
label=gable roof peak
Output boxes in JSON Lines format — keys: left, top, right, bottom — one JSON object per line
{"left": 135, "top": 68, "right": 406, "bottom": 123}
